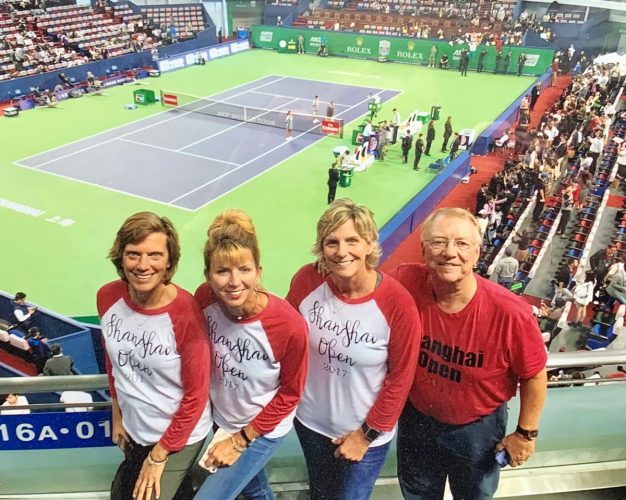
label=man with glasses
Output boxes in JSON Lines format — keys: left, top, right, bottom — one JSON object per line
{"left": 391, "top": 208, "right": 547, "bottom": 499}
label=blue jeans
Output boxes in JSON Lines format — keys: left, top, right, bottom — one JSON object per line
{"left": 294, "top": 418, "right": 391, "bottom": 500}
{"left": 194, "top": 434, "right": 284, "bottom": 500}
{"left": 397, "top": 403, "right": 507, "bottom": 500}
{"left": 497, "top": 278, "right": 513, "bottom": 289}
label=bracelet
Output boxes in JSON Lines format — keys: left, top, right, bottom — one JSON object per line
{"left": 147, "top": 452, "right": 168, "bottom": 466}
{"left": 231, "top": 436, "right": 246, "bottom": 454}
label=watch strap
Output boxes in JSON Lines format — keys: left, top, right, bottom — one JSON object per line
{"left": 515, "top": 425, "right": 539, "bottom": 440}
{"left": 361, "top": 423, "right": 382, "bottom": 443}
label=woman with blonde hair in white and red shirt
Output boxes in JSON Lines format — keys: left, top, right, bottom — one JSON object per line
{"left": 194, "top": 209, "right": 308, "bottom": 500}
{"left": 286, "top": 198, "right": 421, "bottom": 499}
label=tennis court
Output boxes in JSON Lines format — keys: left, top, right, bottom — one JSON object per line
{"left": 15, "top": 75, "right": 400, "bottom": 210}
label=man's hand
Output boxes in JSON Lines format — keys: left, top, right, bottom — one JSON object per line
{"left": 495, "top": 432, "right": 536, "bottom": 468}
{"left": 332, "top": 428, "right": 370, "bottom": 462}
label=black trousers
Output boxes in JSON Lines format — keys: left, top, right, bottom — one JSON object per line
{"left": 532, "top": 200, "right": 545, "bottom": 222}
{"left": 327, "top": 183, "right": 338, "bottom": 204}
{"left": 425, "top": 140, "right": 433, "bottom": 155}
{"left": 414, "top": 150, "right": 422, "bottom": 169}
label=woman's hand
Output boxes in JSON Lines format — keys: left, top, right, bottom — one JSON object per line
{"left": 111, "top": 399, "right": 129, "bottom": 447}
{"left": 133, "top": 457, "right": 165, "bottom": 500}
{"left": 332, "top": 428, "right": 370, "bottom": 462}
{"left": 133, "top": 443, "right": 169, "bottom": 500}
{"left": 203, "top": 436, "right": 245, "bottom": 469}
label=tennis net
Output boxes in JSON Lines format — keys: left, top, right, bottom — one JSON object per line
{"left": 160, "top": 90, "right": 343, "bottom": 138}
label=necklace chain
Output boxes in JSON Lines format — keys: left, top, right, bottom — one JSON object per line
{"left": 224, "top": 289, "right": 259, "bottom": 322}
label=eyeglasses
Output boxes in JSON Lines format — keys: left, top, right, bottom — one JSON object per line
{"left": 424, "top": 239, "right": 479, "bottom": 252}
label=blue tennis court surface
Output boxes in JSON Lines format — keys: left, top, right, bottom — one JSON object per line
{"left": 16, "top": 75, "right": 401, "bottom": 210}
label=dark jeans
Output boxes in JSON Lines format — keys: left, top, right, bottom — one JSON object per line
{"left": 195, "top": 434, "right": 284, "bottom": 499}
{"left": 295, "top": 419, "right": 390, "bottom": 500}
{"left": 498, "top": 278, "right": 513, "bottom": 289}
{"left": 397, "top": 403, "right": 507, "bottom": 500}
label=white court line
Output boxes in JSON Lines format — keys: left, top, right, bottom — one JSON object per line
{"left": 16, "top": 75, "right": 280, "bottom": 164}
{"left": 23, "top": 76, "right": 288, "bottom": 170}
{"left": 118, "top": 138, "right": 239, "bottom": 166}
{"left": 283, "top": 74, "right": 404, "bottom": 93}
{"left": 178, "top": 97, "right": 299, "bottom": 152}
{"left": 168, "top": 89, "right": 387, "bottom": 205}
{"left": 12, "top": 159, "right": 195, "bottom": 212}
{"left": 249, "top": 90, "right": 351, "bottom": 108}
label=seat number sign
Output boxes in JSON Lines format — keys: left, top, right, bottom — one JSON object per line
{"left": 0, "top": 411, "right": 113, "bottom": 450}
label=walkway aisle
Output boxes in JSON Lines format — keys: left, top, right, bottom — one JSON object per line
{"left": 381, "top": 75, "right": 572, "bottom": 271}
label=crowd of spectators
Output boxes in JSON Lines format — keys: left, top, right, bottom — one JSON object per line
{"left": 305, "top": 0, "right": 558, "bottom": 47}
{"left": 474, "top": 54, "right": 626, "bottom": 352}
{"left": 0, "top": 0, "right": 200, "bottom": 81}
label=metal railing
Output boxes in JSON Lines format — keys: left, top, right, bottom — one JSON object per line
{"left": 1, "top": 351, "right": 625, "bottom": 412}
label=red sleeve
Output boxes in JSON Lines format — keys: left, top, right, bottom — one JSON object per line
{"left": 285, "top": 264, "right": 323, "bottom": 309}
{"left": 507, "top": 306, "right": 548, "bottom": 381}
{"left": 365, "top": 275, "right": 422, "bottom": 431}
{"left": 159, "top": 292, "right": 211, "bottom": 452}
{"left": 194, "top": 281, "right": 215, "bottom": 309}
{"left": 251, "top": 299, "right": 309, "bottom": 435}
{"left": 97, "top": 281, "right": 123, "bottom": 399}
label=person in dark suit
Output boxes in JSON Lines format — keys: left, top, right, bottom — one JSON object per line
{"left": 517, "top": 53, "right": 527, "bottom": 76}
{"left": 477, "top": 49, "right": 487, "bottom": 72}
{"left": 327, "top": 163, "right": 340, "bottom": 204}
{"left": 425, "top": 121, "right": 436, "bottom": 156}
{"left": 530, "top": 83, "right": 541, "bottom": 111}
{"left": 503, "top": 51, "right": 512, "bottom": 74}
{"left": 413, "top": 133, "right": 424, "bottom": 170}
{"left": 459, "top": 50, "right": 469, "bottom": 76}
{"left": 494, "top": 50, "right": 502, "bottom": 74}
{"left": 449, "top": 132, "right": 461, "bottom": 159}
{"left": 401, "top": 130, "right": 413, "bottom": 163}
{"left": 441, "top": 116, "right": 453, "bottom": 152}
{"left": 43, "top": 344, "right": 74, "bottom": 376}
{"left": 25, "top": 327, "right": 52, "bottom": 373}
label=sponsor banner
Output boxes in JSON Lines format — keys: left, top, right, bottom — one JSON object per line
{"left": 157, "top": 40, "right": 250, "bottom": 73}
{"left": 250, "top": 26, "right": 554, "bottom": 74}
{"left": 162, "top": 93, "right": 179, "bottom": 106}
{"left": 524, "top": 54, "right": 540, "bottom": 67}
{"left": 321, "top": 119, "right": 341, "bottom": 135}
{"left": 0, "top": 411, "right": 112, "bottom": 450}
{"left": 209, "top": 45, "right": 230, "bottom": 59}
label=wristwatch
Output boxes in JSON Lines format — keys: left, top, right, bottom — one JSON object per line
{"left": 240, "top": 428, "right": 256, "bottom": 445}
{"left": 515, "top": 425, "right": 539, "bottom": 440}
{"left": 361, "top": 423, "right": 382, "bottom": 443}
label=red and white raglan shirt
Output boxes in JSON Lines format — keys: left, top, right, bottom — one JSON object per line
{"left": 286, "top": 264, "right": 421, "bottom": 446}
{"left": 391, "top": 264, "right": 548, "bottom": 425}
{"left": 97, "top": 280, "right": 212, "bottom": 451}
{"left": 194, "top": 284, "right": 308, "bottom": 438}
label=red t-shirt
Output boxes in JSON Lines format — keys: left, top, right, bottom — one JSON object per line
{"left": 390, "top": 264, "right": 547, "bottom": 425}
